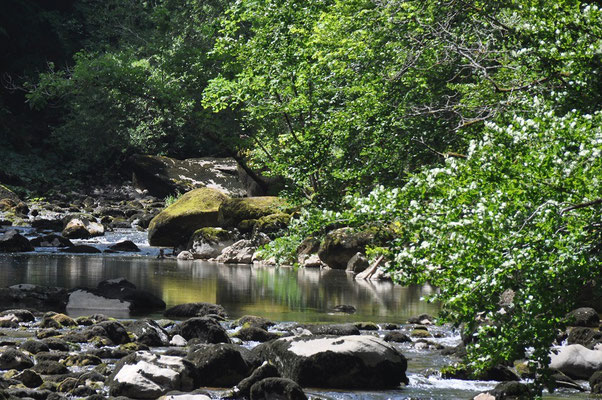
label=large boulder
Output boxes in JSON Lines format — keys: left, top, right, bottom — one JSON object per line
{"left": 186, "top": 343, "right": 251, "bottom": 387}
{"left": 549, "top": 344, "right": 602, "bottom": 379}
{"left": 0, "top": 230, "right": 34, "bottom": 252}
{"left": 174, "top": 317, "right": 230, "bottom": 344}
{"left": 148, "top": 188, "right": 229, "bottom": 247}
{"left": 126, "top": 155, "right": 251, "bottom": 198}
{"left": 0, "top": 184, "right": 19, "bottom": 202}
{"left": 253, "top": 335, "right": 408, "bottom": 389}
{"left": 187, "top": 228, "right": 236, "bottom": 259}
{"left": 109, "top": 351, "right": 196, "bottom": 399}
{"left": 318, "top": 228, "right": 373, "bottom": 269}
{"left": 218, "top": 197, "right": 288, "bottom": 229}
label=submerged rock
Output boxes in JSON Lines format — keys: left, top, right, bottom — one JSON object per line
{"left": 109, "top": 240, "right": 141, "bottom": 252}
{"left": 253, "top": 335, "right": 408, "bottom": 389}
{"left": 30, "top": 234, "right": 73, "bottom": 248}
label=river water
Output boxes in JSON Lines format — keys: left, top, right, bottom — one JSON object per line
{"left": 0, "top": 228, "right": 590, "bottom": 399}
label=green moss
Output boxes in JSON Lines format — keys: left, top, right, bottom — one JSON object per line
{"left": 192, "top": 227, "right": 234, "bottom": 243}
{"left": 148, "top": 187, "right": 230, "bottom": 247}
{"left": 255, "top": 213, "right": 291, "bottom": 234}
{"left": 440, "top": 363, "right": 471, "bottom": 380}
{"left": 218, "top": 196, "right": 288, "bottom": 228}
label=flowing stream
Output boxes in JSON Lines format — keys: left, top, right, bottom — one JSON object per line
{"left": 0, "top": 228, "right": 590, "bottom": 399}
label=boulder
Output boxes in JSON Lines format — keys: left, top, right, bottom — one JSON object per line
{"left": 186, "top": 343, "right": 251, "bottom": 387}
{"left": 0, "top": 230, "right": 34, "bottom": 252}
{"left": 567, "top": 327, "right": 602, "bottom": 349}
{"left": 301, "top": 254, "right": 323, "bottom": 269}
{"left": 254, "top": 213, "right": 291, "bottom": 236}
{"left": 346, "top": 253, "right": 369, "bottom": 274}
{"left": 126, "top": 154, "right": 250, "bottom": 198}
{"left": 148, "top": 188, "right": 229, "bottom": 247}
{"left": 296, "top": 237, "right": 320, "bottom": 265}
{"left": 233, "top": 327, "right": 280, "bottom": 343}
{"left": 218, "top": 197, "right": 288, "bottom": 229}
{"left": 0, "top": 309, "right": 35, "bottom": 323}
{"left": 187, "top": 228, "right": 236, "bottom": 259}
{"left": 253, "top": 335, "right": 408, "bottom": 389}
{"left": 0, "top": 349, "right": 34, "bottom": 370}
{"left": 590, "top": 370, "right": 602, "bottom": 393}
{"left": 318, "top": 228, "right": 373, "bottom": 269}
{"left": 126, "top": 319, "right": 170, "bottom": 347}
{"left": 489, "top": 381, "right": 531, "bottom": 399}
{"left": 109, "top": 351, "right": 196, "bottom": 399}
{"left": 566, "top": 307, "right": 600, "bottom": 327}
{"left": 384, "top": 332, "right": 412, "bottom": 343}
{"left": 175, "top": 317, "right": 230, "bottom": 344}
{"left": 232, "top": 362, "right": 280, "bottom": 398}
{"left": 549, "top": 344, "right": 602, "bottom": 379}
{"left": 13, "top": 369, "right": 43, "bottom": 388}
{"left": 63, "top": 245, "right": 102, "bottom": 254}
{"left": 0, "top": 184, "right": 19, "bottom": 202}
{"left": 30, "top": 234, "right": 73, "bottom": 248}
{"left": 164, "top": 303, "right": 227, "bottom": 319}
{"left": 62, "top": 217, "right": 104, "bottom": 239}
{"left": 20, "top": 340, "right": 50, "bottom": 354}
{"left": 215, "top": 239, "right": 256, "bottom": 264}
{"left": 177, "top": 251, "right": 194, "bottom": 260}
{"left": 250, "top": 377, "right": 307, "bottom": 400}
{"left": 109, "top": 240, "right": 141, "bottom": 252}
{"left": 233, "top": 316, "right": 275, "bottom": 331}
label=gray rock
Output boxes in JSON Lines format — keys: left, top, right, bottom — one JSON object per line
{"left": 566, "top": 307, "right": 600, "bottom": 327}
{"left": 253, "top": 335, "right": 408, "bottom": 389}
{"left": 186, "top": 343, "right": 251, "bottom": 387}
{"left": 175, "top": 317, "right": 230, "bottom": 344}
{"left": 187, "top": 228, "right": 236, "bottom": 259}
{"left": 346, "top": 253, "right": 369, "bottom": 274}
{"left": 250, "top": 377, "right": 307, "bottom": 400}
{"left": 177, "top": 251, "right": 195, "bottom": 260}
{"left": 0, "top": 349, "right": 34, "bottom": 370}
{"left": 233, "top": 327, "right": 280, "bottom": 343}
{"left": 109, "top": 240, "right": 141, "bottom": 252}
{"left": 317, "top": 228, "right": 373, "bottom": 269}
{"left": 216, "top": 240, "right": 256, "bottom": 264}
{"left": 233, "top": 362, "right": 280, "bottom": 398}
{"left": 62, "top": 217, "right": 104, "bottom": 239}
{"left": 63, "top": 245, "right": 101, "bottom": 254}
{"left": 549, "top": 344, "right": 602, "bottom": 379}
{"left": 126, "top": 319, "right": 170, "bottom": 347}
{"left": 13, "top": 369, "right": 43, "bottom": 388}
{"left": 109, "top": 351, "right": 196, "bottom": 399}
{"left": 0, "top": 230, "right": 34, "bottom": 252}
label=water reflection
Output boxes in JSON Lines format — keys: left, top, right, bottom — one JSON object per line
{"left": 0, "top": 254, "right": 439, "bottom": 322}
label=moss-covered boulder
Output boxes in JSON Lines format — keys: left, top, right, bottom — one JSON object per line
{"left": 255, "top": 213, "right": 291, "bottom": 235}
{"left": 0, "top": 185, "right": 19, "bottom": 202}
{"left": 218, "top": 197, "right": 288, "bottom": 229}
{"left": 317, "top": 228, "right": 374, "bottom": 269}
{"left": 148, "top": 188, "right": 229, "bottom": 247}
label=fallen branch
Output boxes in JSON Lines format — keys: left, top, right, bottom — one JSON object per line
{"left": 561, "top": 198, "right": 602, "bottom": 215}
{"left": 356, "top": 255, "right": 384, "bottom": 280}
